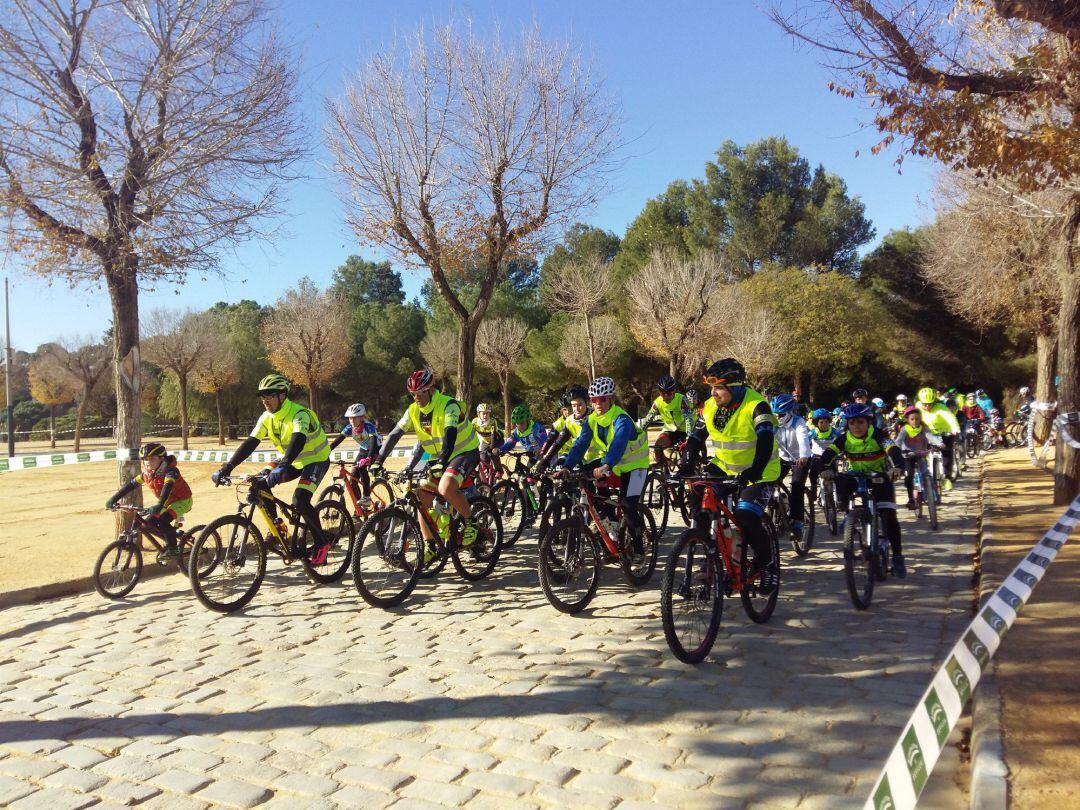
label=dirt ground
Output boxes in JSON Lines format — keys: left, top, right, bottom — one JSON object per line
{"left": 982, "top": 448, "right": 1080, "bottom": 809}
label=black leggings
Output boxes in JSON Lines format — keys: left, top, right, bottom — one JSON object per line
{"left": 941, "top": 433, "right": 956, "bottom": 479}
{"left": 344, "top": 463, "right": 371, "bottom": 501}
{"left": 148, "top": 514, "right": 178, "bottom": 550}
{"left": 779, "top": 461, "right": 809, "bottom": 522}
{"left": 835, "top": 476, "right": 902, "bottom": 556}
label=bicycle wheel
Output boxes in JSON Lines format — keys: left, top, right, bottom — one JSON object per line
{"left": 317, "top": 483, "right": 345, "bottom": 508}
{"left": 450, "top": 496, "right": 503, "bottom": 581}
{"left": 180, "top": 525, "right": 217, "bottom": 580}
{"left": 790, "top": 487, "right": 815, "bottom": 556}
{"left": 927, "top": 473, "right": 939, "bottom": 530}
{"left": 189, "top": 516, "right": 267, "bottom": 613}
{"left": 351, "top": 506, "right": 423, "bottom": 608}
{"left": 741, "top": 516, "right": 780, "bottom": 623}
{"left": 643, "top": 470, "right": 670, "bottom": 535}
{"left": 538, "top": 518, "right": 601, "bottom": 614}
{"left": 93, "top": 538, "right": 143, "bottom": 599}
{"left": 661, "top": 529, "right": 723, "bottom": 665}
{"left": 824, "top": 484, "right": 838, "bottom": 535}
{"left": 368, "top": 477, "right": 395, "bottom": 513}
{"left": 872, "top": 515, "right": 890, "bottom": 582}
{"left": 619, "top": 508, "right": 659, "bottom": 587}
{"left": 301, "top": 501, "right": 355, "bottom": 584}
{"left": 843, "top": 507, "right": 874, "bottom": 610}
{"left": 489, "top": 480, "right": 526, "bottom": 547}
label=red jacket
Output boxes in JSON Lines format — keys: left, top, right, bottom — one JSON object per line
{"left": 136, "top": 456, "right": 192, "bottom": 504}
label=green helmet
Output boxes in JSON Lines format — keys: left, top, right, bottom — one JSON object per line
{"left": 257, "top": 373, "right": 290, "bottom": 395}
{"left": 917, "top": 386, "right": 936, "bottom": 405}
{"left": 511, "top": 404, "right": 530, "bottom": 424}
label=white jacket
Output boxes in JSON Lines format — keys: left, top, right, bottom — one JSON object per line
{"left": 776, "top": 414, "right": 811, "bottom": 462}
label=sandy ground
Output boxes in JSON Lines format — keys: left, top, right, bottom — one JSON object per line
{"left": 982, "top": 448, "right": 1080, "bottom": 809}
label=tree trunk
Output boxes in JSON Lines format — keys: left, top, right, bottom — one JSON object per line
{"left": 179, "top": 372, "right": 190, "bottom": 450}
{"left": 309, "top": 383, "right": 319, "bottom": 418}
{"left": 215, "top": 390, "right": 225, "bottom": 445}
{"left": 500, "top": 370, "right": 511, "bottom": 431}
{"left": 583, "top": 312, "right": 597, "bottom": 379}
{"left": 808, "top": 374, "right": 817, "bottom": 407}
{"left": 1053, "top": 198, "right": 1080, "bottom": 505}
{"left": 107, "top": 263, "right": 143, "bottom": 512}
{"left": 668, "top": 356, "right": 676, "bottom": 377}
{"left": 49, "top": 405, "right": 56, "bottom": 449}
{"left": 74, "top": 394, "right": 88, "bottom": 452}
{"left": 1035, "top": 330, "right": 1058, "bottom": 442}
{"left": 455, "top": 318, "right": 479, "bottom": 408}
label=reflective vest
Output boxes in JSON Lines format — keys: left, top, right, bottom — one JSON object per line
{"left": 701, "top": 388, "right": 780, "bottom": 482}
{"left": 653, "top": 393, "right": 688, "bottom": 432}
{"left": 251, "top": 399, "right": 330, "bottom": 470}
{"left": 565, "top": 413, "right": 602, "bottom": 462}
{"left": 832, "top": 426, "right": 890, "bottom": 473}
{"left": 918, "top": 402, "right": 960, "bottom": 435}
{"left": 588, "top": 405, "right": 649, "bottom": 474}
{"left": 407, "top": 391, "right": 479, "bottom": 461}
{"left": 472, "top": 415, "right": 499, "bottom": 440}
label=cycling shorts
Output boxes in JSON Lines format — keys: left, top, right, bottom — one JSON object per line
{"left": 658, "top": 430, "right": 687, "bottom": 446}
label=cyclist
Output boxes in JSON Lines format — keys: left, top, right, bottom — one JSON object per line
{"left": 852, "top": 388, "right": 887, "bottom": 433}
{"left": 819, "top": 402, "right": 908, "bottom": 578}
{"left": 212, "top": 374, "right": 332, "bottom": 561}
{"left": 472, "top": 403, "right": 504, "bottom": 459}
{"left": 685, "top": 388, "right": 703, "bottom": 421}
{"left": 639, "top": 375, "right": 692, "bottom": 466}
{"left": 328, "top": 403, "right": 381, "bottom": 508}
{"left": 894, "top": 394, "right": 910, "bottom": 418}
{"left": 497, "top": 404, "right": 549, "bottom": 464}
{"left": 808, "top": 407, "right": 840, "bottom": 496}
{"left": 558, "top": 376, "right": 649, "bottom": 543}
{"left": 373, "top": 369, "right": 481, "bottom": 563}
{"left": 678, "top": 358, "right": 781, "bottom": 593}
{"left": 975, "top": 388, "right": 995, "bottom": 416}
{"left": 771, "top": 394, "right": 811, "bottom": 540}
{"left": 915, "top": 387, "right": 961, "bottom": 491}
{"left": 961, "top": 394, "right": 987, "bottom": 427}
{"left": 894, "top": 405, "right": 944, "bottom": 508}
{"left": 106, "top": 442, "right": 194, "bottom": 560}
{"left": 537, "top": 386, "right": 597, "bottom": 470}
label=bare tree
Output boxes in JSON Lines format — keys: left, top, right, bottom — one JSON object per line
{"left": 326, "top": 21, "right": 621, "bottom": 406}
{"left": 624, "top": 249, "right": 735, "bottom": 377}
{"left": 559, "top": 316, "right": 626, "bottom": 377}
{"left": 420, "top": 328, "right": 460, "bottom": 389}
{"left": 143, "top": 309, "right": 211, "bottom": 449}
{"left": 542, "top": 254, "right": 618, "bottom": 379}
{"left": 40, "top": 338, "right": 110, "bottom": 451}
{"left": 0, "top": 0, "right": 302, "bottom": 486}
{"left": 261, "top": 279, "right": 350, "bottom": 416}
{"left": 477, "top": 317, "right": 529, "bottom": 428}
{"left": 28, "top": 353, "right": 75, "bottom": 448}
{"left": 192, "top": 313, "right": 240, "bottom": 445}
{"left": 711, "top": 301, "right": 792, "bottom": 389}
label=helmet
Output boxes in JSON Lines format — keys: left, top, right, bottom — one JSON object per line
{"left": 976, "top": 388, "right": 986, "bottom": 397}
{"left": 871, "top": 397, "right": 884, "bottom": 409}
{"left": 257, "top": 373, "right": 290, "bottom": 395}
{"left": 703, "top": 358, "right": 746, "bottom": 386}
{"left": 406, "top": 368, "right": 434, "bottom": 393}
{"left": 945, "top": 397, "right": 957, "bottom": 409}
{"left": 917, "top": 387, "right": 937, "bottom": 405}
{"left": 476, "top": 403, "right": 490, "bottom": 414}
{"left": 566, "top": 384, "right": 588, "bottom": 402}
{"left": 344, "top": 403, "right": 367, "bottom": 418}
{"left": 589, "top": 376, "right": 616, "bottom": 398}
{"left": 657, "top": 375, "right": 677, "bottom": 392}
{"left": 832, "top": 407, "right": 842, "bottom": 416}
{"left": 811, "top": 408, "right": 830, "bottom": 421}
{"left": 851, "top": 388, "right": 869, "bottom": 400}
{"left": 685, "top": 388, "right": 701, "bottom": 405}
{"left": 1019, "top": 386, "right": 1031, "bottom": 396}
{"left": 770, "top": 394, "right": 797, "bottom": 415}
{"left": 843, "top": 403, "right": 874, "bottom": 421}
{"left": 990, "top": 408, "right": 1000, "bottom": 416}
{"left": 558, "top": 391, "right": 573, "bottom": 408}
{"left": 966, "top": 392, "right": 977, "bottom": 402}
{"left": 510, "top": 404, "right": 531, "bottom": 424}
{"left": 896, "top": 393, "right": 909, "bottom": 402}
{"left": 904, "top": 405, "right": 920, "bottom": 418}
{"left": 140, "top": 442, "right": 167, "bottom": 460}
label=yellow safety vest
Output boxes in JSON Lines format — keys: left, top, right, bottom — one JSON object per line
{"left": 250, "top": 399, "right": 330, "bottom": 470}
{"left": 588, "top": 405, "right": 649, "bottom": 475}
{"left": 831, "top": 427, "right": 890, "bottom": 473}
{"left": 653, "top": 393, "right": 688, "bottom": 432}
{"left": 565, "top": 413, "right": 602, "bottom": 462}
{"left": 700, "top": 388, "right": 780, "bottom": 482}
{"left": 407, "top": 391, "right": 479, "bottom": 461}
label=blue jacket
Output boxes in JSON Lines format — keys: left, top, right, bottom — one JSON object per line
{"left": 564, "top": 411, "right": 637, "bottom": 470}
{"left": 499, "top": 420, "right": 549, "bottom": 457}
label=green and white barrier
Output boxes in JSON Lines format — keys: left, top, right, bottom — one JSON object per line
{"left": 171, "top": 446, "right": 418, "bottom": 464}
{"left": 867, "top": 490, "right": 1080, "bottom": 810}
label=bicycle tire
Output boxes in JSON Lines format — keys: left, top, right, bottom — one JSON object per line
{"left": 351, "top": 506, "right": 423, "bottom": 608}
{"left": 489, "top": 480, "right": 526, "bottom": 547}
{"left": 317, "top": 483, "right": 345, "bottom": 508}
{"left": 790, "top": 487, "right": 815, "bottom": 556}
{"left": 189, "top": 516, "right": 267, "bottom": 613}
{"left": 180, "top": 525, "right": 219, "bottom": 580}
{"left": 301, "top": 501, "right": 355, "bottom": 584}
{"left": 843, "top": 507, "right": 874, "bottom": 610}
{"left": 369, "top": 478, "right": 395, "bottom": 513}
{"left": 824, "top": 484, "right": 838, "bottom": 535}
{"left": 619, "top": 507, "right": 659, "bottom": 587}
{"left": 740, "top": 516, "right": 780, "bottom": 623}
{"left": 450, "top": 497, "right": 503, "bottom": 581}
{"left": 661, "top": 528, "right": 723, "bottom": 665}
{"left": 93, "top": 538, "right": 143, "bottom": 600}
{"left": 643, "top": 470, "right": 670, "bottom": 535}
{"left": 538, "top": 517, "right": 602, "bottom": 614}
{"left": 872, "top": 515, "right": 890, "bottom": 582}
{"left": 928, "top": 475, "right": 939, "bottom": 530}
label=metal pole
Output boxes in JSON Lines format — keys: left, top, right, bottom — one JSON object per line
{"left": 4, "top": 278, "right": 13, "bottom": 458}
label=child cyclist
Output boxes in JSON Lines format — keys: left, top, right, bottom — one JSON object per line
{"left": 106, "top": 443, "right": 194, "bottom": 560}
{"left": 819, "top": 402, "right": 908, "bottom": 577}
{"left": 473, "top": 403, "right": 503, "bottom": 460}
{"left": 536, "top": 386, "right": 597, "bottom": 470}
{"left": 327, "top": 403, "right": 381, "bottom": 509}
{"left": 893, "top": 405, "right": 944, "bottom": 509}
{"left": 808, "top": 408, "right": 840, "bottom": 496}
{"left": 496, "top": 405, "right": 549, "bottom": 465}
{"left": 771, "top": 394, "right": 812, "bottom": 540}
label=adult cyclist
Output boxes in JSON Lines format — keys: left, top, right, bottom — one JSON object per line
{"left": 537, "top": 386, "right": 597, "bottom": 470}
{"left": 639, "top": 375, "right": 692, "bottom": 467}
{"left": 772, "top": 393, "right": 811, "bottom": 541}
{"left": 212, "top": 374, "right": 332, "bottom": 562}
{"left": 916, "top": 386, "right": 961, "bottom": 491}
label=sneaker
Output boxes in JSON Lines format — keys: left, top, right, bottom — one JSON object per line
{"left": 906, "top": 498, "right": 915, "bottom": 509}
{"left": 462, "top": 521, "right": 479, "bottom": 548}
{"left": 756, "top": 565, "right": 779, "bottom": 595}
{"left": 791, "top": 520, "right": 804, "bottom": 539}
{"left": 423, "top": 540, "right": 438, "bottom": 566}
{"left": 893, "top": 555, "right": 907, "bottom": 579}
{"left": 357, "top": 496, "right": 372, "bottom": 511}
{"left": 309, "top": 541, "right": 331, "bottom": 567}
{"left": 944, "top": 479, "right": 954, "bottom": 492}
{"left": 157, "top": 545, "right": 181, "bottom": 563}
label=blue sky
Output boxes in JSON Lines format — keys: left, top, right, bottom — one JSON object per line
{"left": 4, "top": 0, "right": 937, "bottom": 350}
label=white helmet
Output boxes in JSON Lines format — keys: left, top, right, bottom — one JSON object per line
{"left": 896, "top": 393, "right": 908, "bottom": 402}
{"left": 476, "top": 403, "right": 490, "bottom": 414}
{"left": 872, "top": 397, "right": 884, "bottom": 409}
{"left": 588, "top": 376, "right": 616, "bottom": 398}
{"left": 1019, "top": 386, "right": 1031, "bottom": 396}
{"left": 344, "top": 403, "right": 367, "bottom": 418}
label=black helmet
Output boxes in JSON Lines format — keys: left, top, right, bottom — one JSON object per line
{"left": 703, "top": 358, "right": 745, "bottom": 386}
{"left": 564, "top": 384, "right": 588, "bottom": 404}
{"left": 140, "top": 442, "right": 167, "bottom": 460}
{"left": 657, "top": 375, "right": 677, "bottom": 392}
{"left": 852, "top": 388, "right": 869, "bottom": 400}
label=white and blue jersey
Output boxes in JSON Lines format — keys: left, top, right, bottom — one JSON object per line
{"left": 341, "top": 419, "right": 380, "bottom": 457}
{"left": 499, "top": 420, "right": 549, "bottom": 459}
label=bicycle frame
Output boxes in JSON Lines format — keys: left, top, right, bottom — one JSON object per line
{"left": 329, "top": 462, "right": 389, "bottom": 517}
{"left": 562, "top": 473, "right": 626, "bottom": 558}
{"left": 505, "top": 452, "right": 542, "bottom": 511}
{"left": 230, "top": 482, "right": 299, "bottom": 561}
{"left": 688, "top": 478, "right": 750, "bottom": 592}
{"left": 111, "top": 505, "right": 179, "bottom": 553}
{"left": 839, "top": 472, "right": 885, "bottom": 551}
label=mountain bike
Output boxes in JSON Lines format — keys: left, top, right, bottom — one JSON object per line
{"left": 537, "top": 469, "right": 658, "bottom": 614}
{"left": 476, "top": 448, "right": 508, "bottom": 489}
{"left": 660, "top": 471, "right": 781, "bottom": 665}
{"left": 318, "top": 461, "right": 394, "bottom": 523}
{"left": 767, "top": 473, "right": 815, "bottom": 556}
{"left": 487, "top": 451, "right": 550, "bottom": 547}
{"left": 189, "top": 474, "right": 355, "bottom": 613}
{"left": 350, "top": 470, "right": 503, "bottom": 608}
{"left": 833, "top": 471, "right": 894, "bottom": 610}
{"left": 908, "top": 452, "right": 938, "bottom": 530}
{"left": 94, "top": 505, "right": 210, "bottom": 600}
{"left": 963, "top": 420, "right": 982, "bottom": 461}
{"left": 815, "top": 467, "right": 839, "bottom": 536}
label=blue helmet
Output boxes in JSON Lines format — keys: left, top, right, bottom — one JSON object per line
{"left": 771, "top": 394, "right": 798, "bottom": 415}
{"left": 811, "top": 408, "right": 831, "bottom": 421}
{"left": 832, "top": 407, "right": 842, "bottom": 416}
{"left": 843, "top": 403, "right": 874, "bottom": 421}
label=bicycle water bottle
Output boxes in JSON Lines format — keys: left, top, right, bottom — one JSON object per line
{"left": 275, "top": 518, "right": 289, "bottom": 539}
{"left": 431, "top": 502, "right": 450, "bottom": 540}
{"left": 726, "top": 520, "right": 744, "bottom": 567}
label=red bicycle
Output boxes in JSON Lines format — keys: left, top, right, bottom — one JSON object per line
{"left": 660, "top": 471, "right": 780, "bottom": 664}
{"left": 318, "top": 461, "right": 395, "bottom": 523}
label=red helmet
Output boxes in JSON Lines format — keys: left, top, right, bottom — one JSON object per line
{"left": 904, "top": 405, "right": 920, "bottom": 418}
{"left": 406, "top": 368, "right": 435, "bottom": 393}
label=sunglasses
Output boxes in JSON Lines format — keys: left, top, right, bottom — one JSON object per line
{"left": 702, "top": 376, "right": 730, "bottom": 387}
{"left": 589, "top": 396, "right": 611, "bottom": 404}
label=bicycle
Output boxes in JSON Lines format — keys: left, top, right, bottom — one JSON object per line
{"left": 906, "top": 452, "right": 938, "bottom": 530}
{"left": 767, "top": 472, "right": 815, "bottom": 557}
{"left": 188, "top": 474, "right": 355, "bottom": 613}
{"left": 318, "top": 461, "right": 394, "bottom": 523}
{"left": 487, "top": 451, "right": 550, "bottom": 547}
{"left": 660, "top": 471, "right": 781, "bottom": 665}
{"left": 963, "top": 420, "right": 982, "bottom": 461}
{"left": 476, "top": 448, "right": 509, "bottom": 490}
{"left": 643, "top": 443, "right": 694, "bottom": 535}
{"left": 94, "top": 505, "right": 210, "bottom": 600}
{"left": 537, "top": 469, "right": 659, "bottom": 614}
{"left": 350, "top": 470, "right": 503, "bottom": 608}
{"left": 814, "top": 465, "right": 839, "bottom": 536}
{"left": 928, "top": 446, "right": 946, "bottom": 503}
{"left": 834, "top": 471, "right": 894, "bottom": 610}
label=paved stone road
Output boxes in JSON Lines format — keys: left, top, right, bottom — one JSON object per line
{"left": 0, "top": 475, "right": 979, "bottom": 808}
